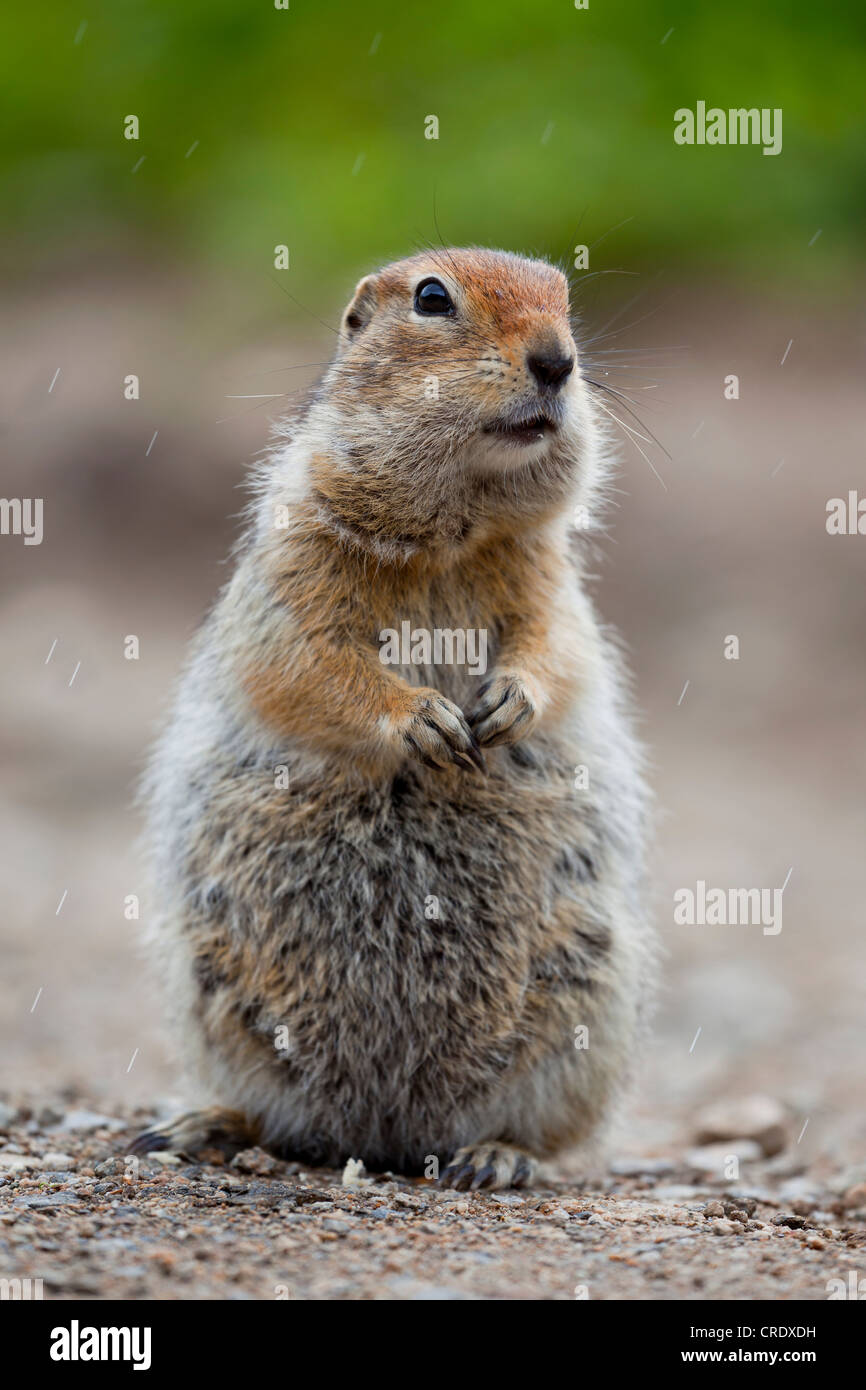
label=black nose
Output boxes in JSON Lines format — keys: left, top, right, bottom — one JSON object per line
{"left": 526, "top": 350, "right": 574, "bottom": 390}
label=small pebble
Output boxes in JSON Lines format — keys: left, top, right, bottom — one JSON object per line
{"left": 42, "top": 1152, "right": 76, "bottom": 1169}
{"left": 37, "top": 1105, "right": 64, "bottom": 1127}
{"left": 54, "top": 1109, "right": 124, "bottom": 1134}
{"left": 609, "top": 1156, "right": 677, "bottom": 1178}
{"left": 710, "top": 1219, "right": 739, "bottom": 1236}
{"left": 687, "top": 1140, "right": 762, "bottom": 1171}
{"left": 341, "top": 1157, "right": 372, "bottom": 1188}
{"left": 693, "top": 1096, "right": 788, "bottom": 1157}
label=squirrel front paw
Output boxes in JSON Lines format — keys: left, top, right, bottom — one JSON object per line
{"left": 397, "top": 690, "right": 486, "bottom": 773}
{"left": 467, "top": 671, "right": 540, "bottom": 747}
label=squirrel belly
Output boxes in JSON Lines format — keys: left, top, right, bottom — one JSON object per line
{"left": 138, "top": 248, "right": 655, "bottom": 1188}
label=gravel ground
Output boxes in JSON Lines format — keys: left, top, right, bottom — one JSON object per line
{"left": 2, "top": 1093, "right": 865, "bottom": 1301}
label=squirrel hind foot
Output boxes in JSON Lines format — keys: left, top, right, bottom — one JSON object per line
{"left": 438, "top": 1143, "right": 537, "bottom": 1192}
{"left": 128, "top": 1106, "right": 260, "bottom": 1159}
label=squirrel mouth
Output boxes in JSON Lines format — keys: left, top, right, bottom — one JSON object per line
{"left": 482, "top": 413, "right": 557, "bottom": 445}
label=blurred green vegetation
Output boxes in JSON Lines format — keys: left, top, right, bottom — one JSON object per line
{"left": 3, "top": 0, "right": 864, "bottom": 304}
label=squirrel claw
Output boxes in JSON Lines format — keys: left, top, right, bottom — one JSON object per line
{"left": 128, "top": 1129, "right": 168, "bottom": 1155}
{"left": 469, "top": 1163, "right": 498, "bottom": 1191}
{"left": 438, "top": 1161, "right": 476, "bottom": 1191}
{"left": 402, "top": 692, "right": 486, "bottom": 773}
{"left": 468, "top": 673, "right": 538, "bottom": 748}
{"left": 438, "top": 1143, "right": 538, "bottom": 1192}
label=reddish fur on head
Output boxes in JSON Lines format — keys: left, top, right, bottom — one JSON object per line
{"left": 350, "top": 247, "right": 571, "bottom": 344}
{"left": 328, "top": 248, "right": 579, "bottom": 468}
{"left": 296, "top": 248, "right": 600, "bottom": 555}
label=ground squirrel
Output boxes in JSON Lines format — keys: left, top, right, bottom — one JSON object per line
{"left": 133, "top": 247, "right": 654, "bottom": 1190}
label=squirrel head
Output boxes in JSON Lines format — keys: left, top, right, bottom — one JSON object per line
{"left": 296, "top": 249, "right": 605, "bottom": 558}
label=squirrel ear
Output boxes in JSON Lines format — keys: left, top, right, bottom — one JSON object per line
{"left": 340, "top": 274, "right": 378, "bottom": 345}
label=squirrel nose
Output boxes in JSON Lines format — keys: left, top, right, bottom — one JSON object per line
{"left": 526, "top": 349, "right": 575, "bottom": 391}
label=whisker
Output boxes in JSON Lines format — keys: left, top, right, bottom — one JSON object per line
{"left": 583, "top": 299, "right": 669, "bottom": 347}
{"left": 216, "top": 383, "right": 312, "bottom": 424}
{"left": 266, "top": 274, "right": 342, "bottom": 336}
{"left": 595, "top": 399, "right": 668, "bottom": 493}
{"left": 555, "top": 204, "right": 590, "bottom": 266}
{"left": 587, "top": 215, "right": 636, "bottom": 253}
{"left": 584, "top": 377, "right": 673, "bottom": 461}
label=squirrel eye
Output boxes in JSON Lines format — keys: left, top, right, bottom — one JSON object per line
{"left": 414, "top": 278, "right": 454, "bottom": 316}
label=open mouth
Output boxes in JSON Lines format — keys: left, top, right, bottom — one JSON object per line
{"left": 482, "top": 413, "right": 557, "bottom": 445}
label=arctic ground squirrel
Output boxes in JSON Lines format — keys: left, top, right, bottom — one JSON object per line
{"left": 133, "top": 247, "right": 655, "bottom": 1191}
